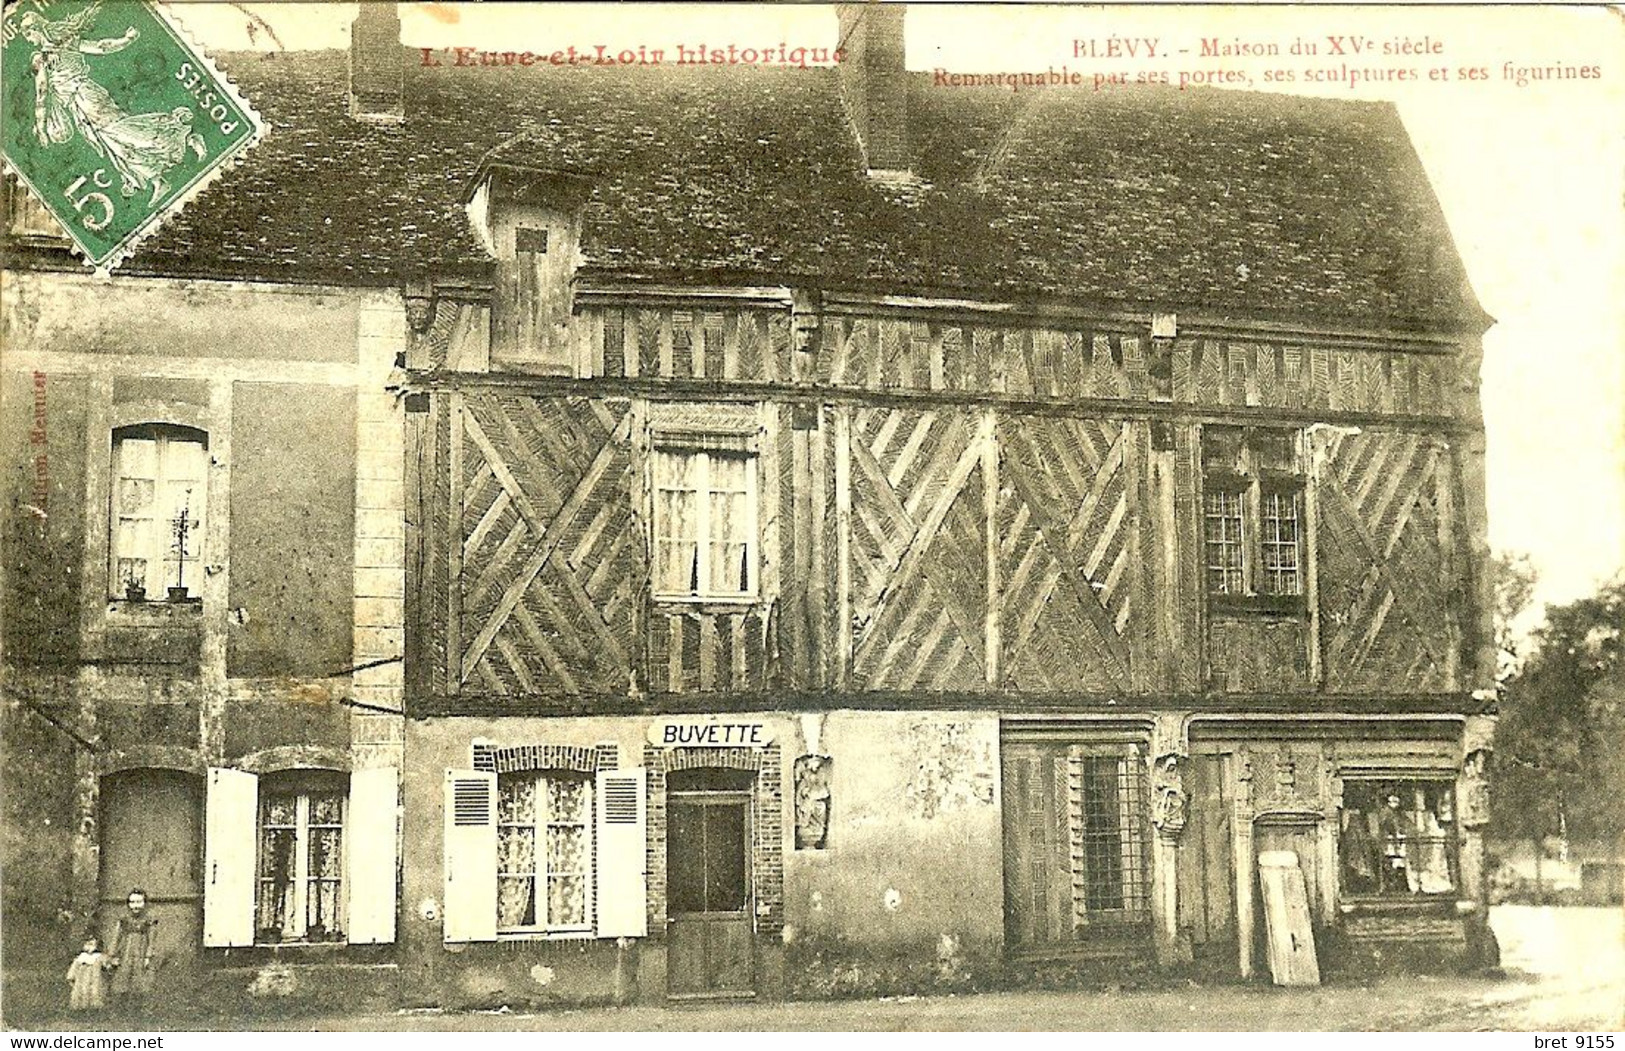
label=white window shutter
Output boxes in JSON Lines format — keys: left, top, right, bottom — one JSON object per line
{"left": 594, "top": 768, "right": 648, "bottom": 938}
{"left": 442, "top": 769, "right": 497, "bottom": 943}
{"left": 203, "top": 767, "right": 257, "bottom": 947}
{"left": 344, "top": 766, "right": 399, "bottom": 945}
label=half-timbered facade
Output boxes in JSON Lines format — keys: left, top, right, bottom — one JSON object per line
{"left": 2, "top": 2, "right": 1499, "bottom": 1014}
{"left": 393, "top": 4, "right": 1498, "bottom": 1002}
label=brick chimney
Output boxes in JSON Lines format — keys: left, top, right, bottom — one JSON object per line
{"left": 836, "top": 3, "right": 909, "bottom": 174}
{"left": 350, "top": 3, "right": 403, "bottom": 123}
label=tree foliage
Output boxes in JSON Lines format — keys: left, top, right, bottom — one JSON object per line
{"left": 1490, "top": 574, "right": 1625, "bottom": 842}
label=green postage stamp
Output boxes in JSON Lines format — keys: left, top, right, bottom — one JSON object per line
{"left": 1, "top": 0, "right": 262, "bottom": 272}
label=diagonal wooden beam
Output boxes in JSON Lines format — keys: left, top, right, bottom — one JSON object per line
{"left": 461, "top": 413, "right": 632, "bottom": 679}
{"left": 853, "top": 434, "right": 984, "bottom": 671}
{"left": 1002, "top": 454, "right": 1133, "bottom": 678}
{"left": 1319, "top": 481, "right": 1446, "bottom": 672}
{"left": 462, "top": 408, "right": 547, "bottom": 535}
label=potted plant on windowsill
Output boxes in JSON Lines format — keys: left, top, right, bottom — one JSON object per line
{"left": 167, "top": 499, "right": 194, "bottom": 602}
{"left": 122, "top": 571, "right": 147, "bottom": 603}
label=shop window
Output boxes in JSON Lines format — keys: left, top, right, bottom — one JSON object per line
{"left": 1202, "top": 425, "right": 1304, "bottom": 609}
{"left": 1339, "top": 779, "right": 1458, "bottom": 898}
{"left": 653, "top": 445, "right": 758, "bottom": 600}
{"left": 256, "top": 773, "right": 346, "bottom": 944}
{"left": 111, "top": 424, "right": 208, "bottom": 600}
{"left": 497, "top": 772, "right": 593, "bottom": 933}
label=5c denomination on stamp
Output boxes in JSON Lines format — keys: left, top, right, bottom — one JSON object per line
{"left": 1, "top": 0, "right": 262, "bottom": 273}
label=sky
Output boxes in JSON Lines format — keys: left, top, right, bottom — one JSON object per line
{"left": 165, "top": 3, "right": 1625, "bottom": 621}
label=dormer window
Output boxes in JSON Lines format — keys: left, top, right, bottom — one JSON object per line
{"left": 111, "top": 424, "right": 207, "bottom": 600}
{"left": 465, "top": 163, "right": 589, "bottom": 375}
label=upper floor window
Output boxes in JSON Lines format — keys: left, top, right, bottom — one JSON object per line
{"left": 653, "top": 445, "right": 758, "bottom": 601}
{"left": 111, "top": 424, "right": 208, "bottom": 600}
{"left": 1202, "top": 426, "right": 1304, "bottom": 608}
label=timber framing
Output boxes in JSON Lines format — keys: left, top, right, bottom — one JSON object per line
{"left": 401, "top": 373, "right": 1474, "bottom": 435}
{"left": 407, "top": 689, "right": 1485, "bottom": 719}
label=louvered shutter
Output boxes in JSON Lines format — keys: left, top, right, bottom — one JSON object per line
{"left": 345, "top": 766, "right": 399, "bottom": 945}
{"left": 203, "top": 767, "right": 257, "bottom": 947}
{"left": 442, "top": 769, "right": 497, "bottom": 943}
{"left": 594, "top": 768, "right": 648, "bottom": 938}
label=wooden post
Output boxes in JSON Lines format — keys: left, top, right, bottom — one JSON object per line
{"left": 1233, "top": 750, "right": 1256, "bottom": 979}
{"left": 446, "top": 391, "right": 463, "bottom": 693}
{"left": 834, "top": 408, "right": 852, "bottom": 689}
{"left": 982, "top": 409, "right": 999, "bottom": 685}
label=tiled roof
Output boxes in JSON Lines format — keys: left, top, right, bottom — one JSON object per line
{"left": 96, "top": 50, "right": 1484, "bottom": 330}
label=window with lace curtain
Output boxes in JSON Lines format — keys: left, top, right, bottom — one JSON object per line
{"left": 256, "top": 772, "right": 345, "bottom": 944}
{"left": 653, "top": 446, "right": 757, "bottom": 600}
{"left": 497, "top": 772, "right": 593, "bottom": 933}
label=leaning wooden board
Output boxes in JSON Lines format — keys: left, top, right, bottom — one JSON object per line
{"left": 1258, "top": 849, "right": 1321, "bottom": 986}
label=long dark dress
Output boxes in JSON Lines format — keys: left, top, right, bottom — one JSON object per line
{"left": 110, "top": 913, "right": 158, "bottom": 999}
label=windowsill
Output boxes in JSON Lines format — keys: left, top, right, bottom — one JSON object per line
{"left": 652, "top": 594, "right": 762, "bottom": 611}
{"left": 1338, "top": 895, "right": 1458, "bottom": 914}
{"left": 1208, "top": 593, "right": 1307, "bottom": 617}
{"left": 496, "top": 928, "right": 596, "bottom": 942}
{"left": 106, "top": 597, "right": 204, "bottom": 619}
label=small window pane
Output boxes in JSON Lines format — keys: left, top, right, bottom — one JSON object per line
{"left": 118, "top": 478, "right": 155, "bottom": 516}
{"left": 119, "top": 439, "right": 157, "bottom": 478}
{"left": 548, "top": 777, "right": 588, "bottom": 821}
{"left": 498, "top": 777, "right": 536, "bottom": 824}
{"left": 547, "top": 874, "right": 587, "bottom": 927}
{"left": 166, "top": 440, "right": 208, "bottom": 480}
{"left": 1203, "top": 489, "right": 1246, "bottom": 595}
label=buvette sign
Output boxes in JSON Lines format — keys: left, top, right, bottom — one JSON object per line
{"left": 648, "top": 720, "right": 774, "bottom": 748}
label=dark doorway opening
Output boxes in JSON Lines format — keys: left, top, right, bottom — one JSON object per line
{"left": 666, "top": 767, "right": 754, "bottom": 998}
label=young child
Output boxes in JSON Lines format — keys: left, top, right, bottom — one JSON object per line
{"left": 66, "top": 934, "right": 109, "bottom": 1012}
{"left": 109, "top": 888, "right": 158, "bottom": 1011}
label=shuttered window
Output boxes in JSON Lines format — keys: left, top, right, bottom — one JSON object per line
{"left": 445, "top": 763, "right": 648, "bottom": 942}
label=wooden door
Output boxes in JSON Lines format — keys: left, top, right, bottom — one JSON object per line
{"left": 1002, "top": 743, "right": 1073, "bottom": 950}
{"left": 99, "top": 769, "right": 204, "bottom": 966}
{"left": 666, "top": 791, "right": 753, "bottom": 997}
{"left": 1178, "top": 754, "right": 1237, "bottom": 965}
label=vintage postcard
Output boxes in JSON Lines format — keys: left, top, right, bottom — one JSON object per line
{"left": 0, "top": 1, "right": 1620, "bottom": 1038}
